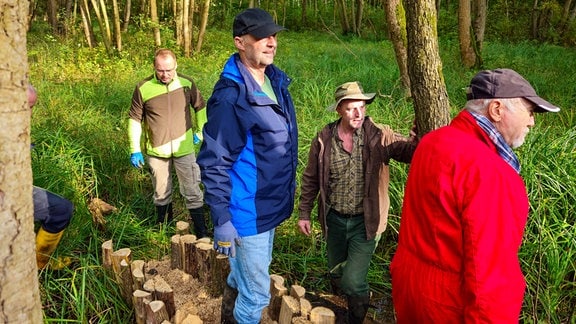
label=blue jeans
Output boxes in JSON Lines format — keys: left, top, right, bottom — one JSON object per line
{"left": 33, "top": 186, "right": 74, "bottom": 233}
{"left": 228, "top": 229, "right": 275, "bottom": 324}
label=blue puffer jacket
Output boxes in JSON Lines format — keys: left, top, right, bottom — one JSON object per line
{"left": 197, "top": 53, "right": 298, "bottom": 237}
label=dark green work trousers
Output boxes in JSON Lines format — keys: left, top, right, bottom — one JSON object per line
{"left": 326, "top": 208, "right": 380, "bottom": 297}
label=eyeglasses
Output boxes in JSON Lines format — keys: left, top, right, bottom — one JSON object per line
{"left": 155, "top": 67, "right": 175, "bottom": 74}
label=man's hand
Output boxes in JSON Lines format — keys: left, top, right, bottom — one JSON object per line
{"left": 130, "top": 152, "right": 144, "bottom": 168}
{"left": 214, "top": 221, "right": 239, "bottom": 257}
{"left": 298, "top": 219, "right": 311, "bottom": 236}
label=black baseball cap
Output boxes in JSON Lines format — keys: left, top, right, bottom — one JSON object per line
{"left": 233, "top": 8, "right": 286, "bottom": 39}
{"left": 466, "top": 68, "right": 560, "bottom": 113}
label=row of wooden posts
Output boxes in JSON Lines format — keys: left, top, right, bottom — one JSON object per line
{"left": 102, "top": 221, "right": 338, "bottom": 324}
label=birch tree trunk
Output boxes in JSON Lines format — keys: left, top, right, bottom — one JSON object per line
{"left": 0, "top": 0, "right": 42, "bottom": 320}
{"left": 195, "top": 0, "right": 211, "bottom": 53}
{"left": 122, "top": 0, "right": 132, "bottom": 32}
{"left": 183, "top": 0, "right": 191, "bottom": 57}
{"left": 151, "top": 0, "right": 161, "bottom": 46}
{"left": 80, "top": 0, "right": 96, "bottom": 48}
{"left": 90, "top": 0, "right": 113, "bottom": 54}
{"left": 404, "top": 0, "right": 451, "bottom": 135}
{"left": 112, "top": 0, "right": 122, "bottom": 51}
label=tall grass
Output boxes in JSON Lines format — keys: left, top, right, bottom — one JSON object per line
{"left": 27, "top": 24, "right": 576, "bottom": 322}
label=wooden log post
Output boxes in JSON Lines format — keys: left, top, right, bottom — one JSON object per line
{"left": 131, "top": 260, "right": 146, "bottom": 292}
{"left": 110, "top": 248, "right": 132, "bottom": 304}
{"left": 278, "top": 295, "right": 300, "bottom": 324}
{"left": 145, "top": 300, "right": 170, "bottom": 324}
{"left": 132, "top": 289, "right": 152, "bottom": 324}
{"left": 181, "top": 234, "right": 198, "bottom": 277}
{"left": 194, "top": 241, "right": 214, "bottom": 284}
{"left": 101, "top": 239, "right": 113, "bottom": 271}
{"left": 269, "top": 274, "right": 288, "bottom": 321}
{"left": 176, "top": 221, "right": 190, "bottom": 235}
{"left": 143, "top": 278, "right": 156, "bottom": 297}
{"left": 208, "top": 253, "right": 230, "bottom": 297}
{"left": 290, "top": 285, "right": 306, "bottom": 300}
{"left": 300, "top": 298, "right": 313, "bottom": 319}
{"left": 196, "top": 237, "right": 211, "bottom": 244}
{"left": 309, "top": 307, "right": 336, "bottom": 324}
{"left": 153, "top": 276, "right": 176, "bottom": 319}
{"left": 119, "top": 259, "right": 134, "bottom": 304}
{"left": 170, "top": 234, "right": 183, "bottom": 270}
{"left": 111, "top": 248, "right": 132, "bottom": 274}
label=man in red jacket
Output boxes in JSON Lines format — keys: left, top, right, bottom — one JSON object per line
{"left": 391, "top": 69, "right": 560, "bottom": 322}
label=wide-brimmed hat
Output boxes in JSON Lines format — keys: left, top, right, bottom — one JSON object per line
{"left": 466, "top": 68, "right": 560, "bottom": 113}
{"left": 233, "top": 8, "right": 286, "bottom": 39}
{"left": 328, "top": 81, "right": 376, "bottom": 111}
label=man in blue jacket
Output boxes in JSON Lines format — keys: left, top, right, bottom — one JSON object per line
{"left": 197, "top": 8, "right": 298, "bottom": 324}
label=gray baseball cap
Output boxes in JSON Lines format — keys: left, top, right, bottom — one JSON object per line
{"left": 466, "top": 68, "right": 560, "bottom": 113}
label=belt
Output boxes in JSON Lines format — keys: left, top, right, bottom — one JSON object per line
{"left": 330, "top": 208, "right": 363, "bottom": 218}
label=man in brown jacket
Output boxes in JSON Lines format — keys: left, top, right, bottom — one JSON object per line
{"left": 297, "top": 81, "right": 417, "bottom": 323}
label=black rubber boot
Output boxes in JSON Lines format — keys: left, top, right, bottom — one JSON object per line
{"left": 347, "top": 294, "right": 370, "bottom": 324}
{"left": 156, "top": 203, "right": 173, "bottom": 223}
{"left": 329, "top": 276, "right": 345, "bottom": 296}
{"left": 189, "top": 207, "right": 208, "bottom": 238}
{"left": 221, "top": 283, "right": 238, "bottom": 324}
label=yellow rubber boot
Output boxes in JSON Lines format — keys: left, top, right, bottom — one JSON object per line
{"left": 36, "top": 228, "right": 70, "bottom": 270}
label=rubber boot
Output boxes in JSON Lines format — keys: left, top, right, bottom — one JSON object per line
{"left": 221, "top": 283, "right": 238, "bottom": 324}
{"left": 329, "top": 276, "right": 345, "bottom": 296}
{"left": 347, "top": 294, "right": 370, "bottom": 324}
{"left": 36, "top": 228, "right": 70, "bottom": 270}
{"left": 156, "top": 203, "right": 173, "bottom": 224}
{"left": 189, "top": 207, "right": 208, "bottom": 238}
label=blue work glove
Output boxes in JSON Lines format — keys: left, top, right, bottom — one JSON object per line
{"left": 130, "top": 152, "right": 144, "bottom": 168}
{"left": 214, "top": 221, "right": 239, "bottom": 257}
{"left": 193, "top": 133, "right": 202, "bottom": 145}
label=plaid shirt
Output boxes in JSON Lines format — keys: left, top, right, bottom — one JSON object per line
{"left": 328, "top": 124, "right": 365, "bottom": 215}
{"left": 470, "top": 111, "right": 521, "bottom": 173}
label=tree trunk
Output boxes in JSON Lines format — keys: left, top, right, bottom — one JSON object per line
{"left": 98, "top": 0, "right": 112, "bottom": 45}
{"left": 560, "top": 0, "right": 575, "bottom": 37}
{"left": 183, "top": 0, "right": 191, "bottom": 56}
{"left": 189, "top": 0, "right": 196, "bottom": 52}
{"left": 458, "top": 0, "right": 476, "bottom": 68}
{"left": 384, "top": 0, "right": 411, "bottom": 97}
{"left": 0, "top": 0, "right": 43, "bottom": 321}
{"left": 122, "top": 0, "right": 131, "bottom": 32}
{"left": 151, "top": 0, "right": 161, "bottom": 46}
{"left": 531, "top": 0, "right": 540, "bottom": 39}
{"left": 471, "top": 0, "right": 487, "bottom": 68}
{"left": 404, "top": 0, "right": 451, "bottom": 136}
{"left": 90, "top": 0, "right": 113, "bottom": 55}
{"left": 80, "top": 0, "right": 96, "bottom": 48}
{"left": 336, "top": 0, "right": 351, "bottom": 34}
{"left": 175, "top": 0, "right": 184, "bottom": 47}
{"left": 47, "top": 0, "right": 60, "bottom": 35}
{"left": 354, "top": 0, "right": 364, "bottom": 35}
{"left": 195, "top": 0, "right": 211, "bottom": 53}
{"left": 301, "top": 0, "right": 307, "bottom": 25}
{"left": 112, "top": 0, "right": 122, "bottom": 51}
